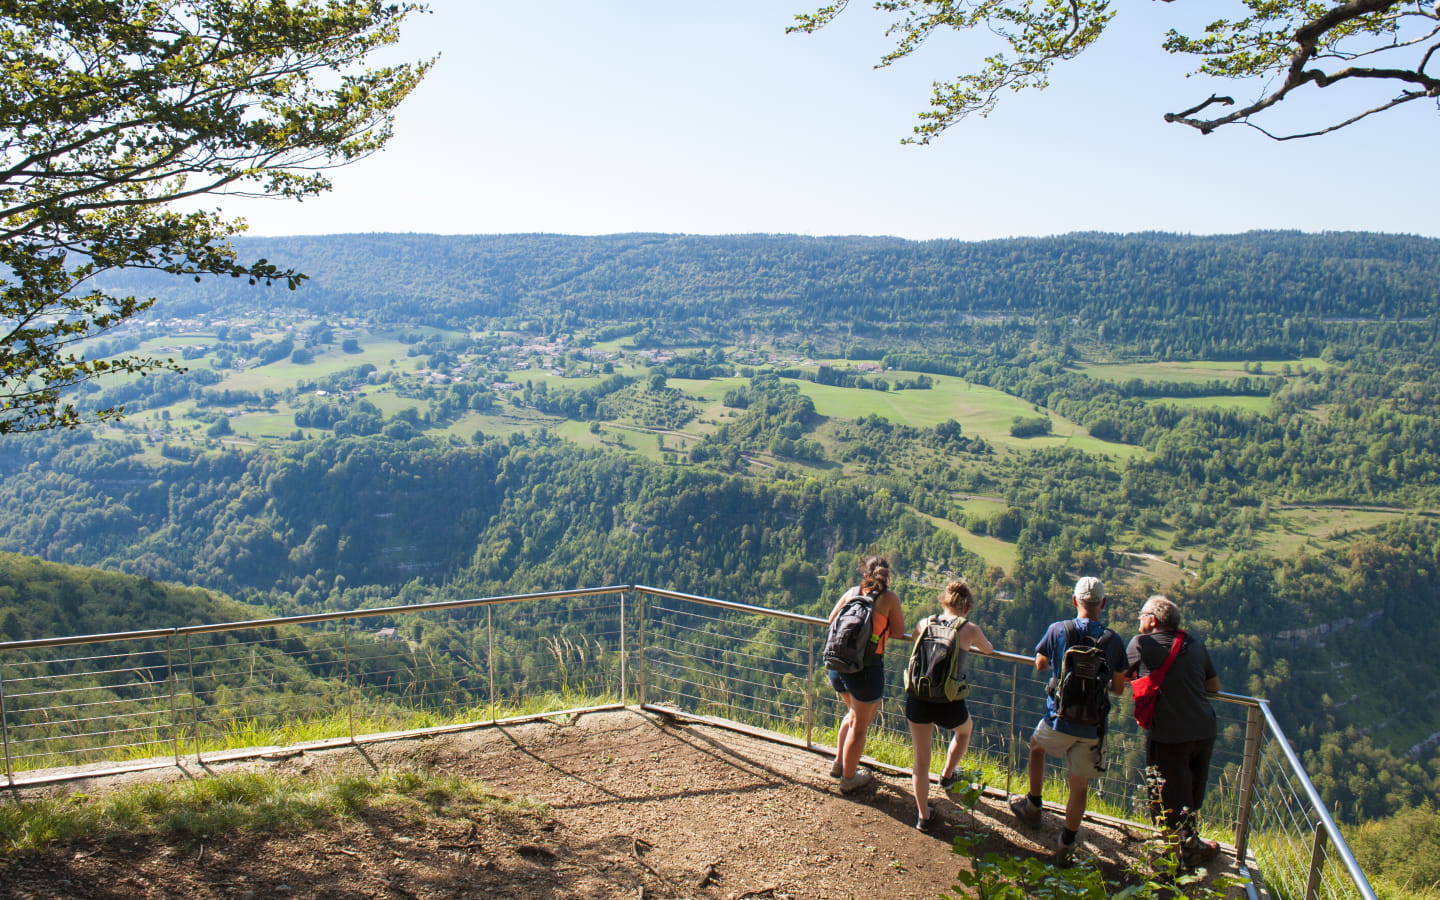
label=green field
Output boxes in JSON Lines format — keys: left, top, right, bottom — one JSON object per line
{"left": 1152, "top": 395, "right": 1274, "bottom": 414}
{"left": 1259, "top": 506, "right": 1420, "bottom": 556}
{"left": 1077, "top": 357, "right": 1330, "bottom": 383}
{"left": 907, "top": 505, "right": 1018, "bottom": 572}
{"left": 793, "top": 375, "right": 1142, "bottom": 458}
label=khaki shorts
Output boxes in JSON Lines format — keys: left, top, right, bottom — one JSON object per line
{"left": 1031, "top": 719, "right": 1105, "bottom": 779}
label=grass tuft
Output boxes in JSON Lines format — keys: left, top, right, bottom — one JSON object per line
{"left": 0, "top": 769, "right": 540, "bottom": 856}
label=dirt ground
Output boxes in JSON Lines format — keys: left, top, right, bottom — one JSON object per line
{"left": 0, "top": 708, "right": 1245, "bottom": 899}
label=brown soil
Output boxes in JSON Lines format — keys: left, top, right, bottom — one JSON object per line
{"left": 0, "top": 708, "right": 1244, "bottom": 899}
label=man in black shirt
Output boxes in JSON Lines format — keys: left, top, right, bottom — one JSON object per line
{"left": 1128, "top": 594, "right": 1223, "bottom": 867}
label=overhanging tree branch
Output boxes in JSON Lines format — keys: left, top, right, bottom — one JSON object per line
{"left": 792, "top": 0, "right": 1440, "bottom": 142}
{"left": 1, "top": 0, "right": 433, "bottom": 434}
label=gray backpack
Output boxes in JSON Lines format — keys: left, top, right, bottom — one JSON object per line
{"left": 823, "top": 589, "right": 880, "bottom": 673}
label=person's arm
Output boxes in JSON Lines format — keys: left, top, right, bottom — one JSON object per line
{"left": 1109, "top": 670, "right": 1129, "bottom": 695}
{"left": 1107, "top": 633, "right": 1130, "bottom": 694}
{"left": 961, "top": 621, "right": 994, "bottom": 655}
{"left": 1205, "top": 675, "right": 1221, "bottom": 693}
{"left": 1033, "top": 623, "right": 1058, "bottom": 672}
{"left": 885, "top": 590, "right": 905, "bottom": 640}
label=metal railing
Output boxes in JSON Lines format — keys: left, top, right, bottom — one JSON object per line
{"left": 0, "top": 584, "right": 1374, "bottom": 900}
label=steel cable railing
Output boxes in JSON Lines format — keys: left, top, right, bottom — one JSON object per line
{"left": 0, "top": 583, "right": 1374, "bottom": 899}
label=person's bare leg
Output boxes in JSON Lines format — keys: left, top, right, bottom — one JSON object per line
{"left": 910, "top": 721, "right": 934, "bottom": 819}
{"left": 941, "top": 718, "right": 974, "bottom": 780}
{"left": 1027, "top": 740, "right": 1046, "bottom": 798}
{"left": 835, "top": 694, "right": 854, "bottom": 775}
{"left": 1064, "top": 772, "right": 1089, "bottom": 833}
{"left": 842, "top": 699, "right": 881, "bottom": 778}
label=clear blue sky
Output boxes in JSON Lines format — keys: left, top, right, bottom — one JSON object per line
{"left": 220, "top": 1, "right": 1439, "bottom": 241}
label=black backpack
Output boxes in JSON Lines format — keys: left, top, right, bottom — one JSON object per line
{"left": 1047, "top": 621, "right": 1112, "bottom": 727}
{"left": 904, "top": 615, "right": 971, "bottom": 702}
{"left": 824, "top": 589, "right": 880, "bottom": 674}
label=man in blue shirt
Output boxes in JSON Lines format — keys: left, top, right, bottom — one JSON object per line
{"left": 1009, "top": 576, "right": 1129, "bottom": 866}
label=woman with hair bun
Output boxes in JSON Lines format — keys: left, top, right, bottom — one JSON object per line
{"left": 826, "top": 555, "right": 905, "bottom": 794}
{"left": 906, "top": 578, "right": 993, "bottom": 832}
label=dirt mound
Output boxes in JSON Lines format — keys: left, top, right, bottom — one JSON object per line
{"left": 0, "top": 708, "right": 1230, "bottom": 899}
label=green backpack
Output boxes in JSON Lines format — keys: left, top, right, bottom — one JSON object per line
{"left": 904, "top": 615, "right": 971, "bottom": 702}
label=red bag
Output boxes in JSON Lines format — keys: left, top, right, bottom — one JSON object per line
{"left": 1131, "top": 629, "right": 1186, "bottom": 730}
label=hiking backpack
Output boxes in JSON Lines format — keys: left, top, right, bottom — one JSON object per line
{"left": 823, "top": 589, "right": 881, "bottom": 674}
{"left": 1047, "top": 621, "right": 1112, "bottom": 728}
{"left": 904, "top": 615, "right": 971, "bottom": 702}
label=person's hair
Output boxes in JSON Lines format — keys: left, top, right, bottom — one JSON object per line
{"left": 941, "top": 579, "right": 974, "bottom": 616}
{"left": 1142, "top": 594, "right": 1180, "bottom": 630}
{"left": 860, "top": 556, "right": 891, "bottom": 594}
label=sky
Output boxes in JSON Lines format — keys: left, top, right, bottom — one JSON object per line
{"left": 216, "top": 1, "right": 1440, "bottom": 242}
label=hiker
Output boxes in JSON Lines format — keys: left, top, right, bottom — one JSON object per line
{"left": 825, "top": 555, "right": 905, "bottom": 794}
{"left": 1009, "top": 576, "right": 1128, "bottom": 865}
{"left": 905, "top": 578, "right": 994, "bottom": 832}
{"left": 1129, "top": 594, "right": 1223, "bottom": 868}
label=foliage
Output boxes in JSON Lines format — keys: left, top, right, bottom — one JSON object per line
{"left": 1348, "top": 803, "right": 1440, "bottom": 900}
{"left": 949, "top": 830, "right": 1247, "bottom": 899}
{"left": 0, "top": 0, "right": 431, "bottom": 433}
{"left": 788, "top": 0, "right": 1440, "bottom": 142}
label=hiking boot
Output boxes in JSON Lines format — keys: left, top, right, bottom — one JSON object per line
{"left": 915, "top": 801, "right": 937, "bottom": 833}
{"left": 1181, "top": 837, "right": 1222, "bottom": 869}
{"left": 1008, "top": 793, "right": 1043, "bottom": 828}
{"left": 838, "top": 767, "right": 874, "bottom": 794}
{"left": 829, "top": 758, "right": 843, "bottom": 778}
{"left": 1053, "top": 831, "right": 1078, "bottom": 867}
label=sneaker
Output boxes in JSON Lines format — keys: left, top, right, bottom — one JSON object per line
{"left": 939, "top": 770, "right": 960, "bottom": 791}
{"left": 915, "top": 801, "right": 937, "bottom": 833}
{"left": 829, "top": 758, "right": 843, "bottom": 778}
{"left": 1008, "top": 794, "right": 1043, "bottom": 828}
{"left": 1181, "top": 838, "right": 1222, "bottom": 869}
{"left": 838, "top": 767, "right": 874, "bottom": 794}
{"left": 1053, "top": 831, "right": 1077, "bottom": 867}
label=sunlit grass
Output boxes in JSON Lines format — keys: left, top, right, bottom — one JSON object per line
{"left": 1076, "top": 357, "right": 1330, "bottom": 384}
{"left": 1150, "top": 395, "right": 1274, "bottom": 414}
{"left": 906, "top": 505, "right": 1018, "bottom": 571}
{"left": 14, "top": 689, "right": 625, "bottom": 774}
{"left": 0, "top": 769, "right": 539, "bottom": 855}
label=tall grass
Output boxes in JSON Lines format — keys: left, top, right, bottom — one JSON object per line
{"left": 11, "top": 687, "right": 624, "bottom": 773}
{"left": 0, "top": 769, "right": 540, "bottom": 855}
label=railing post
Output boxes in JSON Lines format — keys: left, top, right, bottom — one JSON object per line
{"left": 805, "top": 621, "right": 816, "bottom": 749}
{"left": 1005, "top": 661, "right": 1020, "bottom": 799}
{"left": 185, "top": 633, "right": 204, "bottom": 766}
{"left": 344, "top": 628, "right": 355, "bottom": 744}
{"left": 487, "top": 605, "right": 497, "bottom": 724}
{"left": 1235, "top": 701, "right": 1264, "bottom": 862}
{"left": 636, "top": 590, "right": 648, "bottom": 707}
{"left": 166, "top": 632, "right": 182, "bottom": 765}
{"left": 619, "top": 590, "right": 628, "bottom": 705}
{"left": 1305, "top": 819, "right": 1329, "bottom": 900}
{"left": 0, "top": 659, "right": 13, "bottom": 791}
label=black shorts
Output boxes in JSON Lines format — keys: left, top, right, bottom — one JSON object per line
{"left": 905, "top": 695, "right": 971, "bottom": 730}
{"left": 828, "top": 663, "right": 885, "bottom": 703}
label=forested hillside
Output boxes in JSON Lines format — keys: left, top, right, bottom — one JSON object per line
{"left": 5, "top": 230, "right": 1440, "bottom": 834}
{"left": 110, "top": 231, "right": 1440, "bottom": 356}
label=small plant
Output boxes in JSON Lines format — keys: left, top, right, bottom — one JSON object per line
{"left": 948, "top": 830, "right": 1249, "bottom": 899}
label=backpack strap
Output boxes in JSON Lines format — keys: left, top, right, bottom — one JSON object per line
{"left": 1150, "top": 629, "right": 1187, "bottom": 686}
